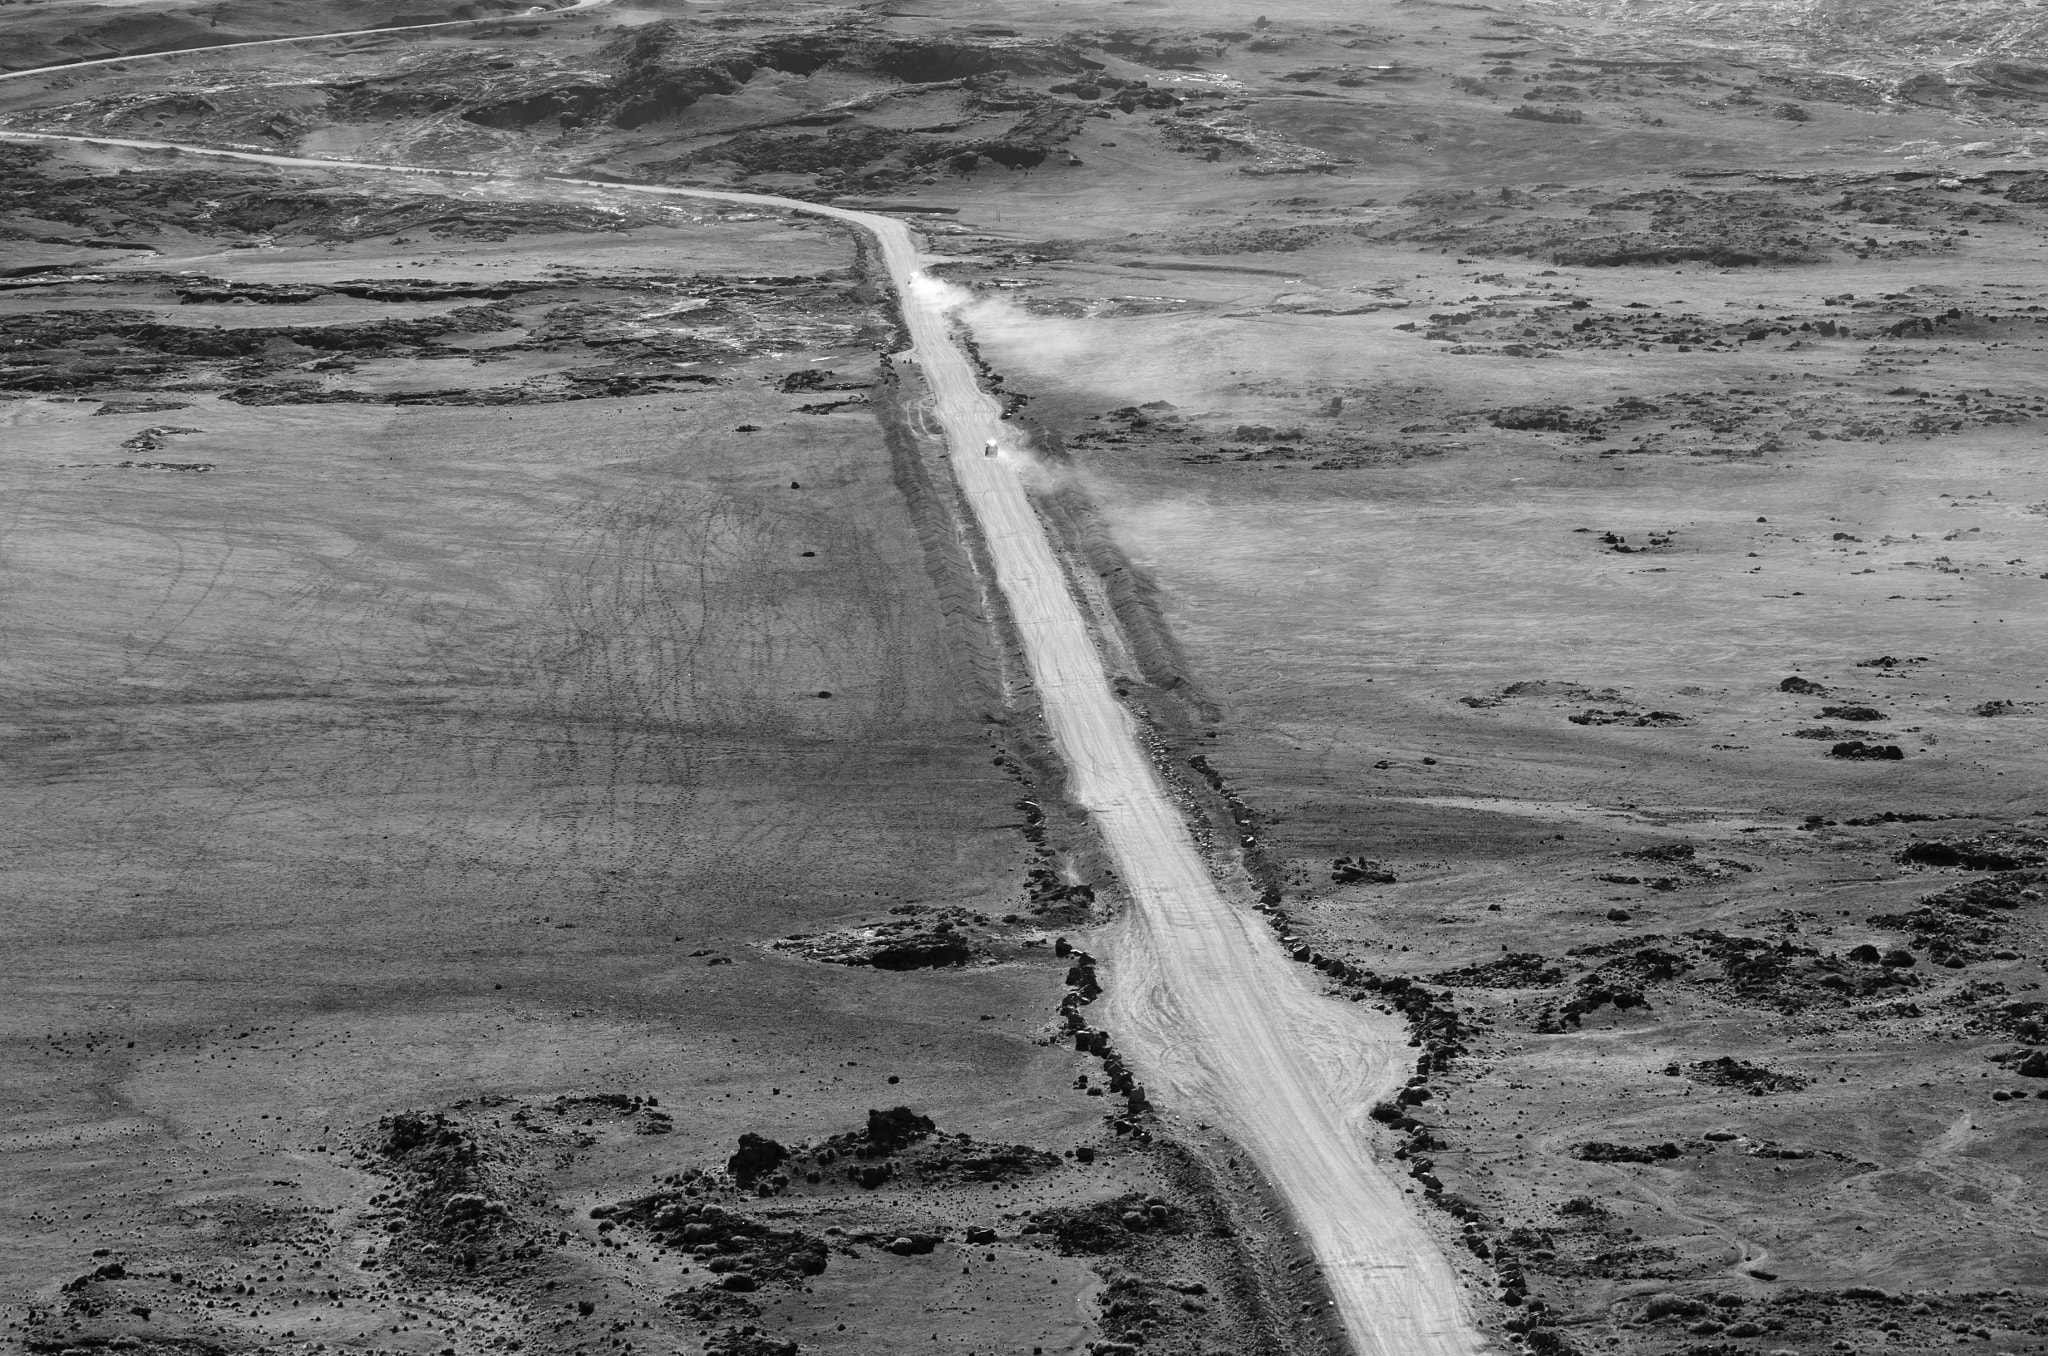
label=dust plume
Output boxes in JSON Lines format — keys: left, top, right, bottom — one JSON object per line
{"left": 905, "top": 270, "right": 1225, "bottom": 417}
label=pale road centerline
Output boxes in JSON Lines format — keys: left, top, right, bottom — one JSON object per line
{"left": 0, "top": 125, "right": 1488, "bottom": 1356}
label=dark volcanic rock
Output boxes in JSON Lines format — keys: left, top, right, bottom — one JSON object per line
{"left": 1431, "top": 952, "right": 1563, "bottom": 988}
{"left": 1676, "top": 1056, "right": 1810, "bottom": 1095}
{"left": 1820, "top": 704, "right": 1886, "bottom": 722}
{"left": 771, "top": 905, "right": 1009, "bottom": 970}
{"left": 1332, "top": 854, "right": 1399, "bottom": 884}
{"left": 1572, "top": 1141, "right": 1682, "bottom": 1164}
{"left": 704, "top": 1325, "right": 799, "bottom": 1356}
{"left": 1866, "top": 868, "right": 2044, "bottom": 968}
{"left": 1896, "top": 836, "right": 2047, "bottom": 871}
{"left": 1829, "top": 740, "right": 1904, "bottom": 760}
{"left": 604, "top": 1194, "right": 828, "bottom": 1284}
{"left": 866, "top": 932, "right": 974, "bottom": 969}
{"left": 864, "top": 1106, "right": 937, "bottom": 1152}
{"left": 907, "top": 1138, "right": 1062, "bottom": 1183}
{"left": 1028, "top": 1194, "right": 1184, "bottom": 1254}
{"left": 728, "top": 1134, "right": 788, "bottom": 1186}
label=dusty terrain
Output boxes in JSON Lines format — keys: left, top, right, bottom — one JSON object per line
{"left": 2, "top": 0, "right": 2046, "bottom": 1355}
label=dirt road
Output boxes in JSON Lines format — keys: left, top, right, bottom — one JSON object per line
{"left": 0, "top": 125, "right": 1486, "bottom": 1356}
{"left": 887, "top": 275, "right": 1489, "bottom": 1356}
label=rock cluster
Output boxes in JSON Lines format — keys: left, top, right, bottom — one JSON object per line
{"left": 598, "top": 1193, "right": 828, "bottom": 1291}
{"left": 1025, "top": 1194, "right": 1185, "bottom": 1254}
{"left": 1670, "top": 1056, "right": 1810, "bottom": 1094}
{"left": 1064, "top": 974, "right": 1152, "bottom": 1117}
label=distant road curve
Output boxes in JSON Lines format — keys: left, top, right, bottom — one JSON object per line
{"left": 0, "top": 124, "right": 1489, "bottom": 1356}
{"left": 0, "top": 0, "right": 610, "bottom": 86}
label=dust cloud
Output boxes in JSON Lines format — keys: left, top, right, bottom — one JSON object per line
{"left": 909, "top": 271, "right": 1223, "bottom": 415}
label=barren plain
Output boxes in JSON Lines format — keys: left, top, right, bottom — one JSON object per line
{"left": 1, "top": 1, "right": 2045, "bottom": 1356}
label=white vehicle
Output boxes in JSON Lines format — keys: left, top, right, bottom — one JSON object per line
{"left": 983, "top": 439, "right": 999, "bottom": 456}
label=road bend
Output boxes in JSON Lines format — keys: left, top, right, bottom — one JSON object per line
{"left": 0, "top": 125, "right": 1488, "bottom": 1356}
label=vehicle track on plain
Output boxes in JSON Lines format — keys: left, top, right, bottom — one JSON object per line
{"left": 0, "top": 121, "right": 1489, "bottom": 1356}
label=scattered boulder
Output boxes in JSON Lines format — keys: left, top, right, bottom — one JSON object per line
{"left": 1570, "top": 708, "right": 1688, "bottom": 727}
{"left": 1028, "top": 1194, "right": 1183, "bottom": 1254}
{"left": 667, "top": 1289, "right": 762, "bottom": 1325}
{"left": 866, "top": 932, "right": 974, "bottom": 969}
{"left": 1820, "top": 705, "right": 1886, "bottom": 722}
{"left": 1644, "top": 1293, "right": 1710, "bottom": 1321}
{"left": 61, "top": 1262, "right": 128, "bottom": 1293}
{"left": 441, "top": 1193, "right": 510, "bottom": 1223}
{"left": 1489, "top": 405, "right": 1587, "bottom": 432}
{"left": 1864, "top": 869, "right": 2042, "bottom": 973}
{"left": 1677, "top": 1056, "right": 1810, "bottom": 1095}
{"left": 380, "top": 1112, "right": 481, "bottom": 1179}
{"left": 908, "top": 1138, "right": 1062, "bottom": 1184}
{"left": 1829, "top": 741, "right": 1904, "bottom": 760}
{"left": 864, "top": 1106, "right": 937, "bottom": 1152}
{"left": 1779, "top": 676, "right": 1828, "bottom": 695}
{"left": 602, "top": 1194, "right": 828, "bottom": 1283}
{"left": 1572, "top": 1141, "right": 1682, "bottom": 1163}
{"left": 1551, "top": 978, "right": 1651, "bottom": 1027}
{"left": 704, "top": 1326, "right": 797, "bottom": 1356}
{"left": 1896, "top": 836, "right": 2046, "bottom": 871}
{"left": 771, "top": 911, "right": 983, "bottom": 969}
{"left": 1332, "top": 855, "right": 1398, "bottom": 884}
{"left": 848, "top": 1163, "right": 893, "bottom": 1189}
{"left": 1430, "top": 952, "right": 1563, "bottom": 988}
{"left": 1506, "top": 104, "right": 1584, "bottom": 125}
{"left": 728, "top": 1134, "right": 788, "bottom": 1186}
{"left": 774, "top": 368, "right": 871, "bottom": 394}
{"left": 1066, "top": 953, "right": 1103, "bottom": 1001}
